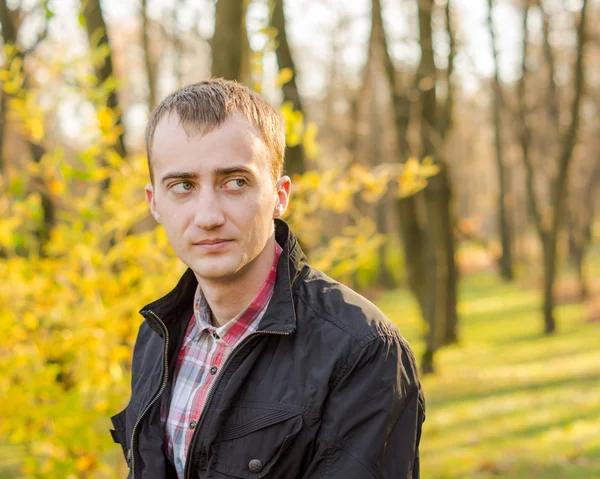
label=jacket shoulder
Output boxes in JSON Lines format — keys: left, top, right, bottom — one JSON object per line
{"left": 295, "top": 266, "right": 401, "bottom": 344}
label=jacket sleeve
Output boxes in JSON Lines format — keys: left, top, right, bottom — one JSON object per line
{"left": 301, "top": 334, "right": 425, "bottom": 479}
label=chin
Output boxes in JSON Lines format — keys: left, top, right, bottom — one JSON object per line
{"left": 191, "top": 258, "right": 243, "bottom": 281}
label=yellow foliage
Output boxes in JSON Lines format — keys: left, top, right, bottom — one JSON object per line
{"left": 275, "top": 67, "right": 294, "bottom": 87}
{"left": 280, "top": 101, "right": 304, "bottom": 147}
{"left": 398, "top": 156, "right": 440, "bottom": 197}
{"left": 303, "top": 122, "right": 320, "bottom": 160}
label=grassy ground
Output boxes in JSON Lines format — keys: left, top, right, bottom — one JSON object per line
{"left": 378, "top": 269, "right": 600, "bottom": 479}
{"left": 2, "top": 259, "right": 599, "bottom": 478}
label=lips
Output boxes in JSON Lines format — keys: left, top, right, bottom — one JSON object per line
{"left": 192, "top": 239, "right": 233, "bottom": 252}
{"left": 195, "top": 239, "right": 231, "bottom": 245}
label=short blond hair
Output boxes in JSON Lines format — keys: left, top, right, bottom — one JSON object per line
{"left": 145, "top": 78, "right": 286, "bottom": 183}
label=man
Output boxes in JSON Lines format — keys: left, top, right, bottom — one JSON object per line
{"left": 110, "top": 79, "right": 425, "bottom": 479}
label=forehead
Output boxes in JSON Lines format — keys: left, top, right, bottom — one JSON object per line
{"left": 151, "top": 112, "right": 269, "bottom": 174}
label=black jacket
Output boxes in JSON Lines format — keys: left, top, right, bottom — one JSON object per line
{"left": 110, "top": 220, "right": 425, "bottom": 478}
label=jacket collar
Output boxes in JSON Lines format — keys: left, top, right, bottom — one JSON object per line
{"left": 139, "top": 219, "right": 307, "bottom": 335}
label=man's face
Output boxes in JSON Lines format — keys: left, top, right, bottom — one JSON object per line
{"left": 146, "top": 112, "right": 290, "bottom": 283}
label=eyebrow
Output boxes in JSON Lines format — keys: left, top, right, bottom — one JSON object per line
{"left": 160, "top": 171, "right": 199, "bottom": 185}
{"left": 160, "top": 166, "right": 254, "bottom": 186}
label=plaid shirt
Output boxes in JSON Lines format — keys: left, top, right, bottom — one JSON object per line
{"left": 161, "top": 242, "right": 282, "bottom": 478}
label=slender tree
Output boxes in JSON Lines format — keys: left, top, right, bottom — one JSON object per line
{"left": 271, "top": 0, "right": 306, "bottom": 175}
{"left": 0, "top": 0, "right": 54, "bottom": 253}
{"left": 373, "top": 0, "right": 424, "bottom": 308}
{"left": 568, "top": 158, "right": 599, "bottom": 299}
{"left": 439, "top": 0, "right": 459, "bottom": 346}
{"left": 541, "top": 3, "right": 560, "bottom": 135}
{"left": 486, "top": 0, "right": 514, "bottom": 280}
{"left": 516, "top": 0, "right": 589, "bottom": 333}
{"left": 211, "top": 0, "right": 245, "bottom": 81}
{"left": 141, "top": 0, "right": 158, "bottom": 110}
{"left": 82, "top": 0, "right": 127, "bottom": 159}
{"left": 375, "top": 0, "right": 458, "bottom": 372}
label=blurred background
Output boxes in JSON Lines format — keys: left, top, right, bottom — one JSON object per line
{"left": 1, "top": 0, "right": 599, "bottom": 477}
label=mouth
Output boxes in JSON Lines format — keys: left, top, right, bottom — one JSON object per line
{"left": 193, "top": 239, "right": 233, "bottom": 252}
{"left": 196, "top": 239, "right": 231, "bottom": 245}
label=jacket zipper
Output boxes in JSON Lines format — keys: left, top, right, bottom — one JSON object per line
{"left": 130, "top": 310, "right": 170, "bottom": 479}
{"left": 183, "top": 329, "right": 290, "bottom": 479}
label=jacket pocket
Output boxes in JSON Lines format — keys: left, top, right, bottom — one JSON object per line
{"left": 110, "top": 408, "right": 132, "bottom": 469}
{"left": 212, "top": 407, "right": 303, "bottom": 478}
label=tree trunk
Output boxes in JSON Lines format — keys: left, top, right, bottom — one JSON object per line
{"left": 517, "top": 0, "right": 588, "bottom": 333}
{"left": 211, "top": 0, "right": 245, "bottom": 81}
{"left": 516, "top": 5, "right": 540, "bottom": 233}
{"left": 271, "top": 0, "right": 306, "bottom": 176}
{"left": 0, "top": 0, "right": 16, "bottom": 175}
{"left": 240, "top": 0, "right": 251, "bottom": 86}
{"left": 0, "top": 0, "right": 55, "bottom": 255}
{"left": 541, "top": 5, "right": 560, "bottom": 135}
{"left": 141, "top": 0, "right": 158, "bottom": 110}
{"left": 568, "top": 218, "right": 589, "bottom": 300}
{"left": 374, "top": 0, "right": 451, "bottom": 365}
{"left": 440, "top": 0, "right": 459, "bottom": 346}
{"left": 417, "top": 0, "right": 442, "bottom": 373}
{"left": 0, "top": 88, "right": 7, "bottom": 174}
{"left": 568, "top": 159, "right": 598, "bottom": 299}
{"left": 369, "top": 64, "right": 395, "bottom": 288}
{"left": 417, "top": 0, "right": 458, "bottom": 369}
{"left": 29, "top": 141, "right": 56, "bottom": 254}
{"left": 171, "top": 0, "right": 185, "bottom": 88}
{"left": 82, "top": 0, "right": 127, "bottom": 159}
{"left": 542, "top": 0, "right": 588, "bottom": 333}
{"left": 487, "top": 0, "right": 514, "bottom": 281}
{"left": 541, "top": 234, "right": 557, "bottom": 333}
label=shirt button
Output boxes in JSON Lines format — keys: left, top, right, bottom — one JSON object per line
{"left": 248, "top": 459, "right": 263, "bottom": 473}
{"left": 189, "top": 421, "right": 197, "bottom": 430}
{"left": 210, "top": 366, "right": 218, "bottom": 375}
{"left": 212, "top": 331, "right": 220, "bottom": 339}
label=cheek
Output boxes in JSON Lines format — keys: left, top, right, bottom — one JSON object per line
{"left": 159, "top": 203, "right": 191, "bottom": 235}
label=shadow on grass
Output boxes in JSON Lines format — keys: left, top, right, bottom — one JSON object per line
{"left": 460, "top": 304, "right": 540, "bottom": 330}
{"left": 426, "top": 370, "right": 600, "bottom": 409}
{"left": 426, "top": 402, "right": 600, "bottom": 457}
{"left": 496, "top": 340, "right": 600, "bottom": 367}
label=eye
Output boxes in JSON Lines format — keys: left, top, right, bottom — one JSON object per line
{"left": 223, "top": 178, "right": 247, "bottom": 191}
{"left": 170, "top": 181, "right": 194, "bottom": 194}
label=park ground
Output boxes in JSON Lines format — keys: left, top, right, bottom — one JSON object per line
{"left": 376, "top": 246, "right": 600, "bottom": 479}
{"left": 1, "top": 248, "right": 599, "bottom": 479}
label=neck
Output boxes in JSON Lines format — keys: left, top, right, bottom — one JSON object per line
{"left": 196, "top": 235, "right": 277, "bottom": 327}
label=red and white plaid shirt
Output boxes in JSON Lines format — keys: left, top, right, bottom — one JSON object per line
{"left": 161, "top": 242, "right": 282, "bottom": 478}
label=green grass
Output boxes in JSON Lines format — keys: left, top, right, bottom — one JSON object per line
{"left": 0, "top": 444, "right": 23, "bottom": 479}
{"left": 378, "top": 272, "right": 600, "bottom": 479}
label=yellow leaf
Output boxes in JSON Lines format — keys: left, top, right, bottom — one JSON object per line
{"left": 302, "top": 122, "right": 320, "bottom": 160}
{"left": 420, "top": 164, "right": 441, "bottom": 178}
{"left": 276, "top": 68, "right": 294, "bottom": 87}
{"left": 49, "top": 180, "right": 65, "bottom": 196}
{"left": 0, "top": 217, "right": 21, "bottom": 247}
{"left": 94, "top": 399, "right": 109, "bottom": 412}
{"left": 23, "top": 312, "right": 39, "bottom": 331}
{"left": 28, "top": 117, "right": 45, "bottom": 142}
{"left": 75, "top": 454, "right": 95, "bottom": 472}
{"left": 96, "top": 106, "right": 114, "bottom": 131}
{"left": 109, "top": 362, "right": 123, "bottom": 381}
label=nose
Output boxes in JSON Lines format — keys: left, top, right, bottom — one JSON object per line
{"left": 192, "top": 188, "right": 225, "bottom": 230}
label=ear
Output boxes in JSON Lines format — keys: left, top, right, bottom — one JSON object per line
{"left": 273, "top": 176, "right": 292, "bottom": 219}
{"left": 145, "top": 183, "right": 161, "bottom": 223}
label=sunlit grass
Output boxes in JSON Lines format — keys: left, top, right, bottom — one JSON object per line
{"left": 378, "top": 270, "right": 600, "bottom": 479}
